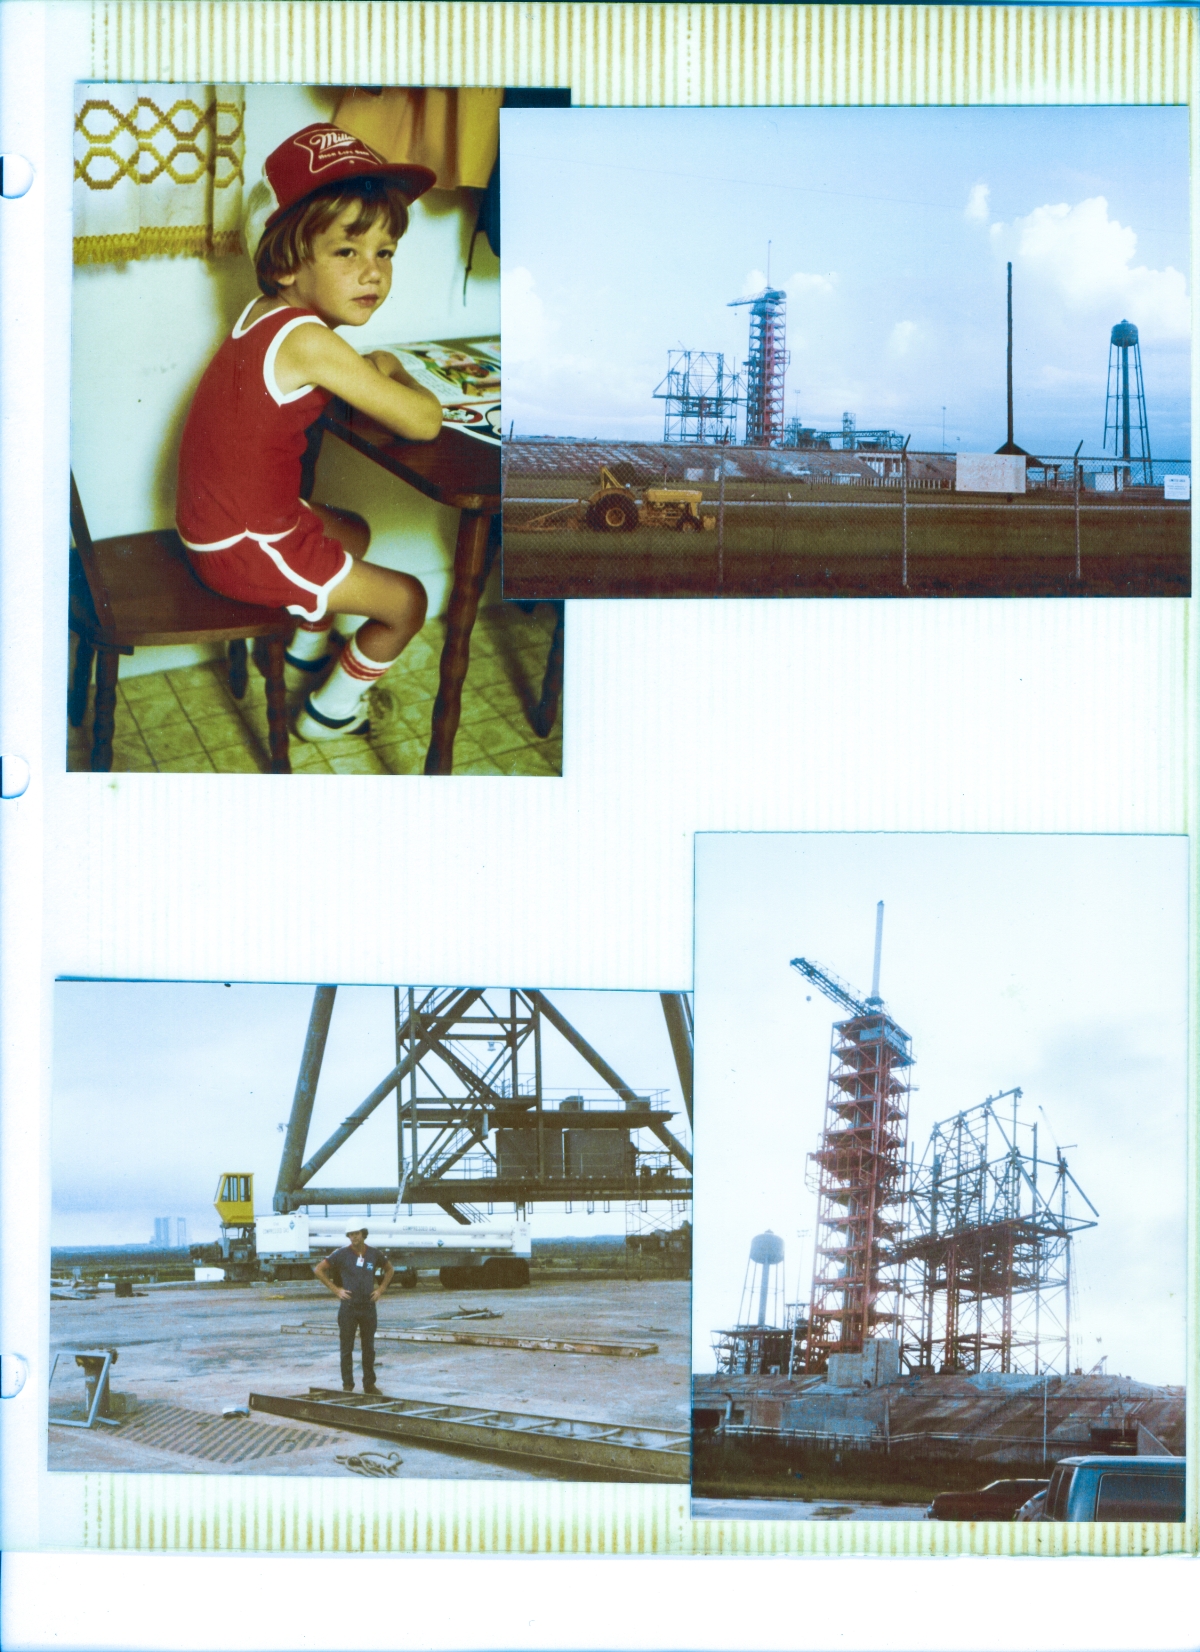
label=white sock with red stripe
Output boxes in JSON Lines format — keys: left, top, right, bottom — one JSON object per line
{"left": 286, "top": 618, "right": 335, "bottom": 667}
{"left": 306, "top": 631, "right": 396, "bottom": 722}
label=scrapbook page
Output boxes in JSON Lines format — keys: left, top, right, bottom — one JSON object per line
{"left": 0, "top": 3, "right": 1196, "bottom": 1650}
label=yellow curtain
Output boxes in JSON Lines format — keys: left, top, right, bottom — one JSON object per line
{"left": 74, "top": 84, "right": 245, "bottom": 265}
{"left": 333, "top": 88, "right": 502, "bottom": 192}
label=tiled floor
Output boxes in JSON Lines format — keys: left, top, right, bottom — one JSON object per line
{"left": 67, "top": 601, "right": 563, "bottom": 777}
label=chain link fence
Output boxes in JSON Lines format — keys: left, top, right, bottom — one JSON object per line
{"left": 502, "top": 438, "right": 1191, "bottom": 597}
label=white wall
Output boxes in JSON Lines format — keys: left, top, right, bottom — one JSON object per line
{"left": 71, "top": 84, "right": 500, "bottom": 676}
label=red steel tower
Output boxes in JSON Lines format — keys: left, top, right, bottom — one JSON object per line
{"left": 730, "top": 286, "right": 789, "bottom": 446}
{"left": 791, "top": 904, "right": 912, "bottom": 1370}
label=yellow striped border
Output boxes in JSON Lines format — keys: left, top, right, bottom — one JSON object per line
{"left": 88, "top": 4, "right": 1192, "bottom": 103}
{"left": 76, "top": 1, "right": 1198, "bottom": 1558}
{"left": 80, "top": 1473, "right": 1193, "bottom": 1555}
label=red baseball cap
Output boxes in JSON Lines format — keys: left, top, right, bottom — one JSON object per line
{"left": 243, "top": 123, "right": 436, "bottom": 256}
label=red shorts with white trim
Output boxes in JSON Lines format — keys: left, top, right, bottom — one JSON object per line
{"left": 179, "top": 505, "right": 354, "bottom": 623}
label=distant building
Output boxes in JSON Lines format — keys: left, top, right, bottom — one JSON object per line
{"left": 153, "top": 1217, "right": 170, "bottom": 1247}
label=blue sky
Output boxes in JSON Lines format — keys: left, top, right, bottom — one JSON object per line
{"left": 502, "top": 106, "right": 1190, "bottom": 456}
{"left": 52, "top": 986, "right": 687, "bottom": 1246}
{"left": 691, "top": 834, "right": 1189, "bottom": 1387}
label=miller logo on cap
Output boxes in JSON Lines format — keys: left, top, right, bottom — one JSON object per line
{"left": 243, "top": 123, "right": 438, "bottom": 256}
{"left": 292, "top": 127, "right": 386, "bottom": 176}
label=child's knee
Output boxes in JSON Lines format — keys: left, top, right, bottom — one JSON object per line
{"left": 397, "top": 571, "right": 427, "bottom": 628}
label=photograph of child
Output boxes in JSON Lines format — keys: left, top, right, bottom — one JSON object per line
{"left": 69, "top": 84, "right": 563, "bottom": 777}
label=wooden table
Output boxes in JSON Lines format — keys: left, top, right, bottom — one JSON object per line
{"left": 305, "top": 388, "right": 561, "bottom": 776}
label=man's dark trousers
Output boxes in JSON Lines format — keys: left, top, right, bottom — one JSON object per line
{"left": 338, "top": 1299, "right": 377, "bottom": 1388}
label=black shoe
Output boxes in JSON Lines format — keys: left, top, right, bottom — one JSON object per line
{"left": 285, "top": 649, "right": 332, "bottom": 673}
{"left": 342, "top": 1383, "right": 354, "bottom": 1392}
{"left": 363, "top": 1384, "right": 381, "bottom": 1395}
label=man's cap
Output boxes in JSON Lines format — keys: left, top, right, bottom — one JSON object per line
{"left": 243, "top": 124, "right": 436, "bottom": 258}
{"left": 345, "top": 1226, "right": 369, "bottom": 1238}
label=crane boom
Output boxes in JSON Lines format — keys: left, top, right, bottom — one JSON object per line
{"left": 789, "top": 957, "right": 871, "bottom": 1018}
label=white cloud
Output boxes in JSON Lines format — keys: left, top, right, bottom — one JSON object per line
{"left": 965, "top": 181, "right": 990, "bottom": 223}
{"left": 996, "top": 196, "right": 1189, "bottom": 341}
{"left": 887, "top": 320, "right": 917, "bottom": 358}
{"left": 742, "top": 267, "right": 835, "bottom": 301}
{"left": 500, "top": 265, "right": 557, "bottom": 365}
{"left": 784, "top": 269, "right": 836, "bottom": 299}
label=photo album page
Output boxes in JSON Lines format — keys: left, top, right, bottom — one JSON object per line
{"left": 0, "top": 4, "right": 1195, "bottom": 1649}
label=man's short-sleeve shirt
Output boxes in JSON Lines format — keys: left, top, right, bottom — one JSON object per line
{"left": 323, "top": 1244, "right": 385, "bottom": 1302}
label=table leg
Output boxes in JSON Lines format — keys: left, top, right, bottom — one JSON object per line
{"left": 263, "top": 637, "right": 292, "bottom": 775}
{"left": 424, "top": 509, "right": 493, "bottom": 776}
{"left": 228, "top": 638, "right": 249, "bottom": 699}
{"left": 531, "top": 602, "right": 565, "bottom": 738}
{"left": 90, "top": 647, "right": 119, "bottom": 771}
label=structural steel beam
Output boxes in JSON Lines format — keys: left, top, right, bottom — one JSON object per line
{"left": 290, "top": 988, "right": 484, "bottom": 1197}
{"left": 281, "top": 1324, "right": 660, "bottom": 1358}
{"left": 298, "top": 1176, "right": 693, "bottom": 1206}
{"left": 531, "top": 990, "right": 692, "bottom": 1171}
{"left": 273, "top": 986, "right": 337, "bottom": 1213}
{"left": 249, "top": 1388, "right": 689, "bottom": 1481}
{"left": 659, "top": 992, "right": 694, "bottom": 1126}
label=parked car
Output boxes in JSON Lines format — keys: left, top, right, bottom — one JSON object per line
{"left": 1014, "top": 1488, "right": 1047, "bottom": 1521}
{"left": 1034, "top": 1456, "right": 1185, "bottom": 1522}
{"left": 926, "top": 1478, "right": 1050, "bottom": 1521}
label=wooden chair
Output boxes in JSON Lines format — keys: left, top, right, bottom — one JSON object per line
{"left": 68, "top": 474, "right": 292, "bottom": 773}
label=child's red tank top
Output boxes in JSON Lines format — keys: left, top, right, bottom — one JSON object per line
{"left": 176, "top": 301, "right": 331, "bottom": 548}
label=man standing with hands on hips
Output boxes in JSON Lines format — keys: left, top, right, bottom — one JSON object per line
{"left": 314, "top": 1227, "right": 394, "bottom": 1394}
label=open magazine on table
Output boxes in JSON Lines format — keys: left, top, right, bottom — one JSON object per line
{"left": 382, "top": 337, "right": 501, "bottom": 446}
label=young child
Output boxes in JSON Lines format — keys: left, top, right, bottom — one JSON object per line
{"left": 176, "top": 124, "right": 443, "bottom": 740}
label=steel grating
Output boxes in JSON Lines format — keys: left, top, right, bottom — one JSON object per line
{"left": 250, "top": 1388, "right": 689, "bottom": 1481}
{"left": 112, "top": 1402, "right": 344, "bottom": 1464}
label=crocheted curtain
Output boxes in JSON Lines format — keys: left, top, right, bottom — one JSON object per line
{"left": 74, "top": 84, "right": 245, "bottom": 264}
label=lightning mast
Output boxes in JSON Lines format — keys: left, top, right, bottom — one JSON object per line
{"left": 791, "top": 903, "right": 912, "bottom": 1370}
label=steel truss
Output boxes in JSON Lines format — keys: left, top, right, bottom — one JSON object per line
{"left": 896, "top": 1090, "right": 1098, "bottom": 1376}
{"left": 273, "top": 987, "right": 693, "bottom": 1221}
{"left": 803, "top": 1007, "right": 912, "bottom": 1367}
{"left": 653, "top": 349, "right": 741, "bottom": 444}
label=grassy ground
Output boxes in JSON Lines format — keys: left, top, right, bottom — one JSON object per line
{"left": 692, "top": 1434, "right": 1044, "bottom": 1505}
{"left": 502, "top": 491, "right": 1190, "bottom": 598}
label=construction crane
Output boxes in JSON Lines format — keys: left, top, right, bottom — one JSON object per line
{"left": 790, "top": 904, "right": 912, "bottom": 1370}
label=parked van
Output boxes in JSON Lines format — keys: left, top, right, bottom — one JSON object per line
{"left": 1036, "top": 1455, "right": 1184, "bottom": 1522}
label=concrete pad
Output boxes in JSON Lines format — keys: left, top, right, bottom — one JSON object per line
{"left": 49, "top": 1275, "right": 689, "bottom": 1480}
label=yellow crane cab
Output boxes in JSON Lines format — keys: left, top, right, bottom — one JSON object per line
{"left": 214, "top": 1172, "right": 254, "bottom": 1227}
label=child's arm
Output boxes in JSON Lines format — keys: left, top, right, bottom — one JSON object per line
{"left": 279, "top": 327, "right": 443, "bottom": 441}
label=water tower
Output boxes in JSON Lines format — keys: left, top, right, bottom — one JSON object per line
{"left": 712, "top": 1229, "right": 794, "bottom": 1375}
{"left": 1103, "top": 319, "right": 1152, "bottom": 486}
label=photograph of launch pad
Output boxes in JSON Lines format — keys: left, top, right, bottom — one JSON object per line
{"left": 50, "top": 985, "right": 692, "bottom": 1482}
{"left": 689, "top": 835, "right": 1187, "bottom": 1519}
{"left": 501, "top": 106, "right": 1189, "bottom": 599}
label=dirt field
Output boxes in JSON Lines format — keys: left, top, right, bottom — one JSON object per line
{"left": 502, "top": 489, "right": 1190, "bottom": 599}
{"left": 48, "top": 1274, "right": 690, "bottom": 1480}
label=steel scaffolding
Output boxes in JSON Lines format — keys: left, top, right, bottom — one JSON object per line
{"left": 272, "top": 987, "right": 693, "bottom": 1219}
{"left": 896, "top": 1089, "right": 1098, "bottom": 1376}
{"left": 730, "top": 287, "right": 789, "bottom": 446}
{"left": 792, "top": 910, "right": 912, "bottom": 1371}
{"left": 653, "top": 350, "right": 741, "bottom": 444}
